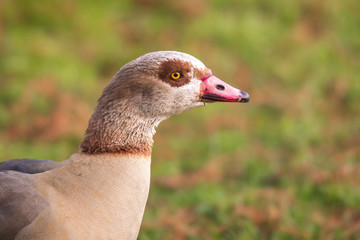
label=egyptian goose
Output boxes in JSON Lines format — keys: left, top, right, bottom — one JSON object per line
{"left": 0, "top": 51, "right": 249, "bottom": 240}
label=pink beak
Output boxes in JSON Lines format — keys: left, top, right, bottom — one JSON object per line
{"left": 200, "top": 72, "right": 249, "bottom": 103}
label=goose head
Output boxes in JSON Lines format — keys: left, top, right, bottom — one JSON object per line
{"left": 81, "top": 51, "right": 249, "bottom": 154}
{"left": 100, "top": 51, "right": 249, "bottom": 118}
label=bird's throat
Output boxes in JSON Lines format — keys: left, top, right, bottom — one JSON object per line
{"left": 80, "top": 106, "right": 163, "bottom": 156}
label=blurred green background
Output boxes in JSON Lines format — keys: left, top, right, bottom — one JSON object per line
{"left": 1, "top": 0, "right": 360, "bottom": 239}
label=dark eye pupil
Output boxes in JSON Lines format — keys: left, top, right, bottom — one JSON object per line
{"left": 171, "top": 72, "right": 181, "bottom": 79}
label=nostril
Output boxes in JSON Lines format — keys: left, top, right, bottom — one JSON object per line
{"left": 216, "top": 84, "right": 225, "bottom": 91}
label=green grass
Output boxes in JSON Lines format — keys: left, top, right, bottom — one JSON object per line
{"left": 1, "top": 0, "right": 360, "bottom": 239}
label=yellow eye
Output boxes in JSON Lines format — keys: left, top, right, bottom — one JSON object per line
{"left": 170, "top": 72, "right": 181, "bottom": 80}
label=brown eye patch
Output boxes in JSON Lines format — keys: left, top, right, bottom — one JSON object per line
{"left": 158, "top": 59, "right": 192, "bottom": 87}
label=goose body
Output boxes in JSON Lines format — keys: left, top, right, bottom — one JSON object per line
{"left": 0, "top": 51, "right": 249, "bottom": 240}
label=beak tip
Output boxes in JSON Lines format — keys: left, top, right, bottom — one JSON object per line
{"left": 240, "top": 90, "right": 250, "bottom": 103}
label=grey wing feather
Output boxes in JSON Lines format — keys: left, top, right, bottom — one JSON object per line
{"left": 0, "top": 159, "right": 58, "bottom": 238}
{"left": 0, "top": 158, "right": 59, "bottom": 174}
{"left": 0, "top": 171, "right": 48, "bottom": 240}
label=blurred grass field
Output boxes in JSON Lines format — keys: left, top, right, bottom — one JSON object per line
{"left": 1, "top": 0, "right": 360, "bottom": 239}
